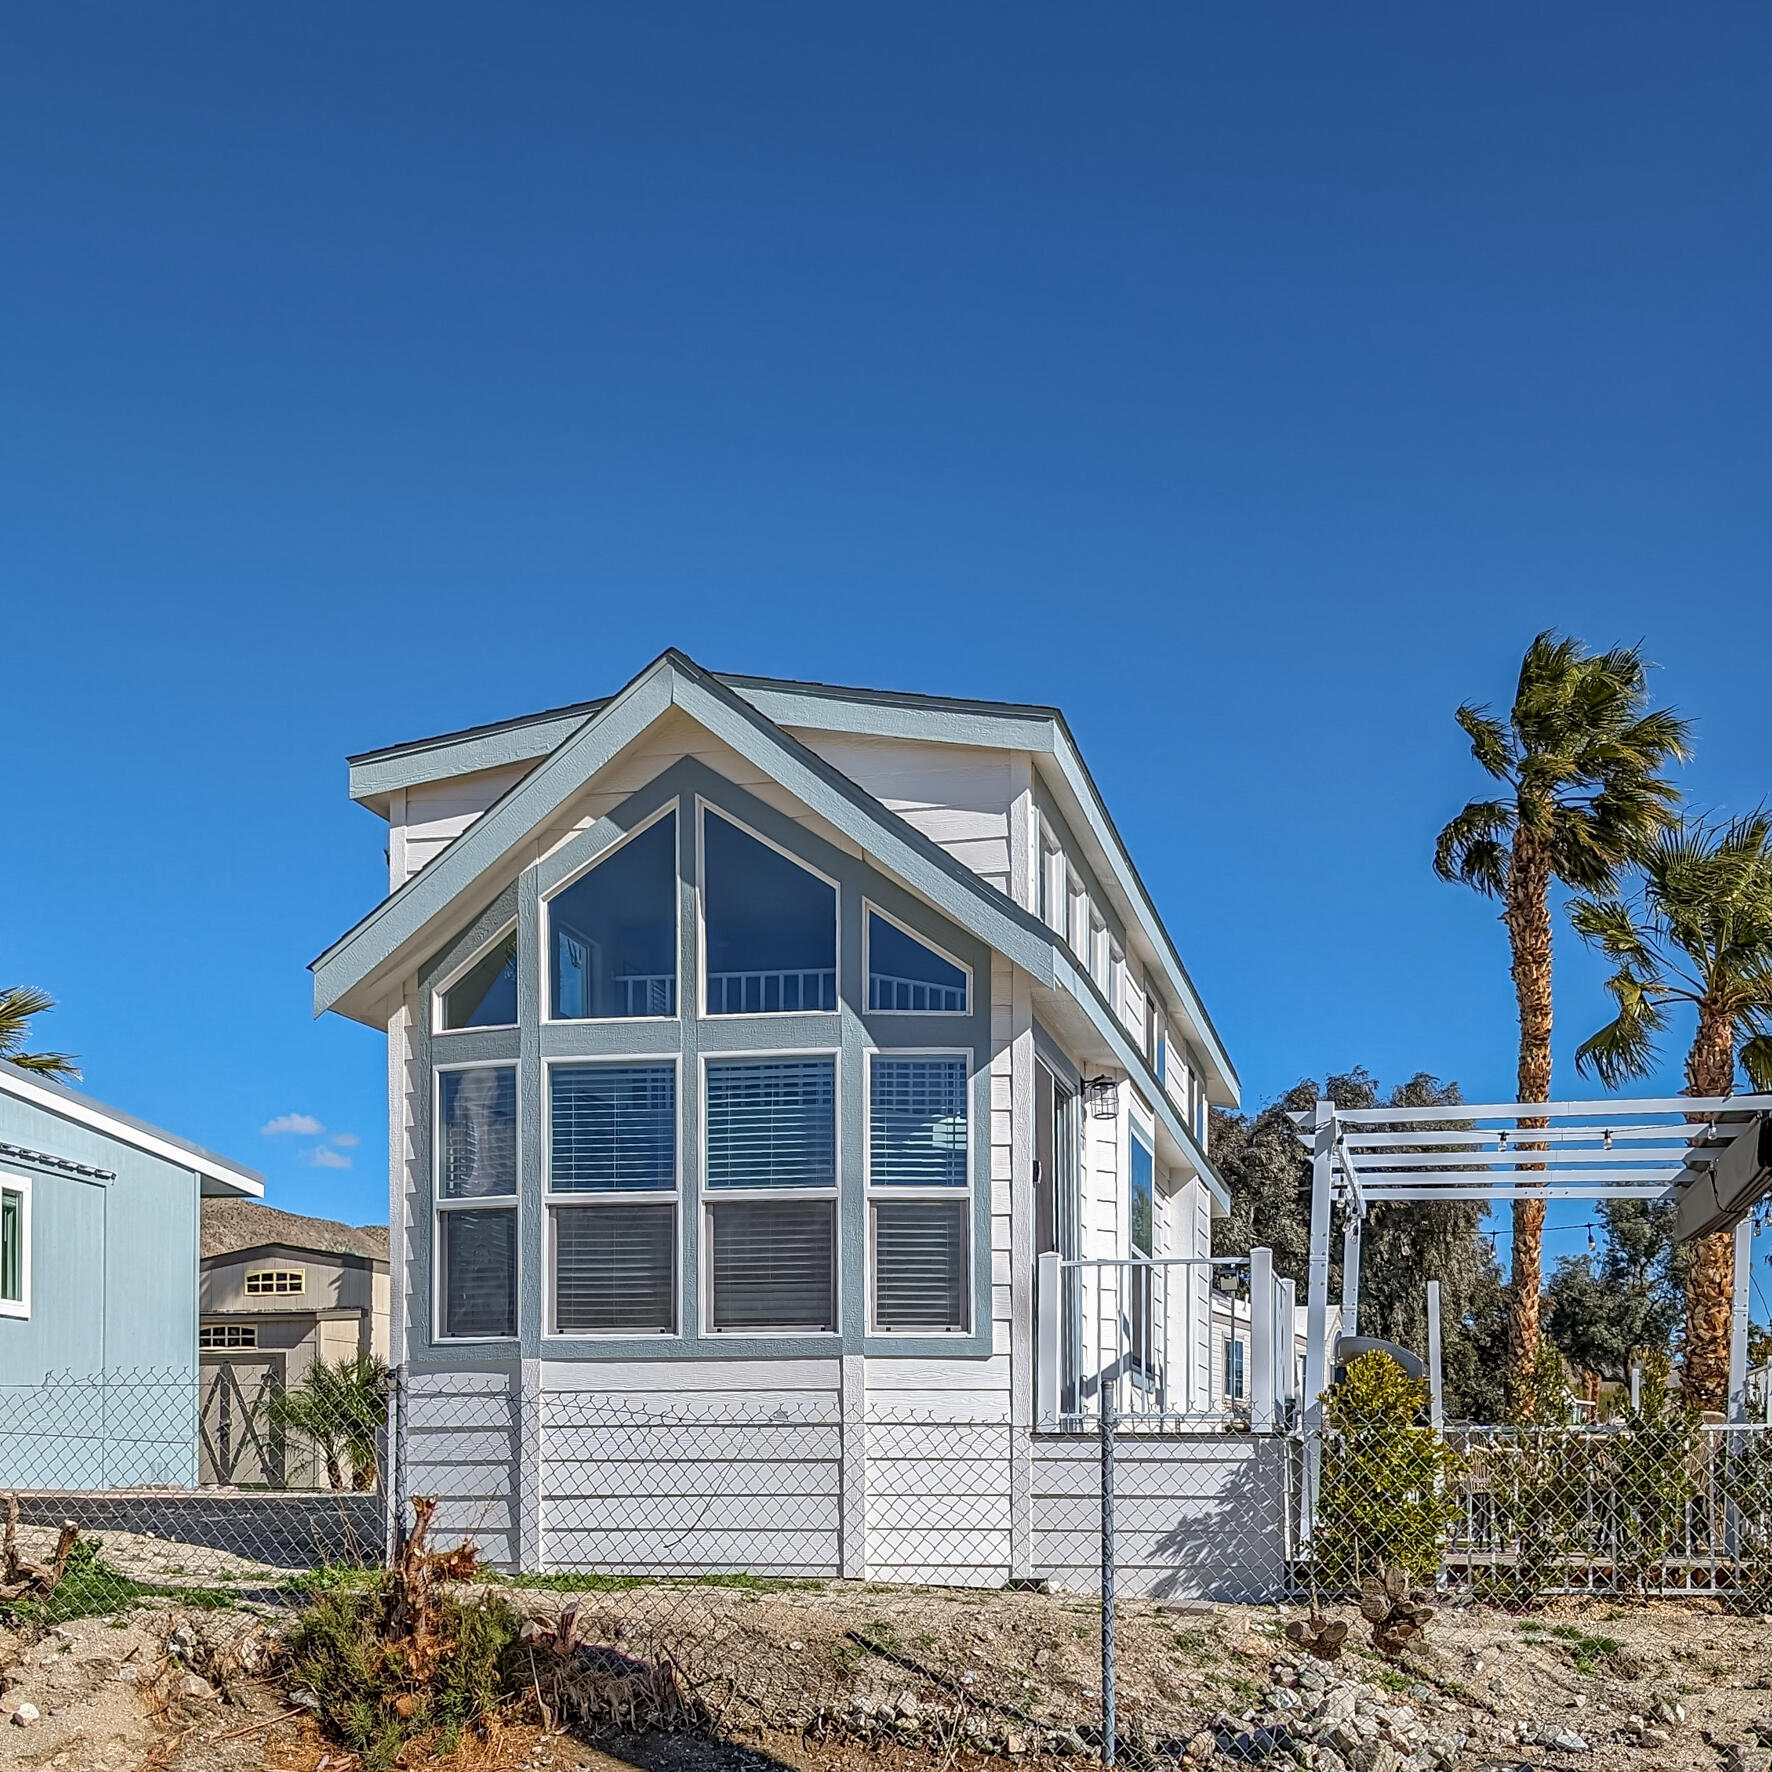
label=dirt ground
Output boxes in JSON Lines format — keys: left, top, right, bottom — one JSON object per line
{"left": 3, "top": 1581, "right": 1772, "bottom": 1771}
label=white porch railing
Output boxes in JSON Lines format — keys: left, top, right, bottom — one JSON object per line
{"left": 705, "top": 968, "right": 837, "bottom": 1015}
{"left": 1035, "top": 1247, "right": 1295, "bottom": 1434}
{"left": 868, "top": 972, "right": 967, "bottom": 1013}
{"left": 614, "top": 974, "right": 677, "bottom": 1016}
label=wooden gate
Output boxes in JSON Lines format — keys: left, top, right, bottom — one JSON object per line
{"left": 199, "top": 1357, "right": 286, "bottom": 1487}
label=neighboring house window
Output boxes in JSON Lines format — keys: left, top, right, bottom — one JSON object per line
{"left": 866, "top": 908, "right": 969, "bottom": 1014}
{"left": 704, "top": 1057, "right": 837, "bottom": 1331}
{"left": 547, "top": 1062, "right": 676, "bottom": 1334}
{"left": 439, "top": 925, "right": 518, "bottom": 1030}
{"left": 1129, "top": 1130, "right": 1154, "bottom": 1376}
{"left": 702, "top": 809, "right": 837, "bottom": 1015}
{"left": 200, "top": 1323, "right": 258, "bottom": 1349}
{"left": 1225, "top": 1335, "right": 1247, "bottom": 1400}
{"left": 436, "top": 1065, "right": 518, "bottom": 1339}
{"left": 0, "top": 1177, "right": 27, "bottom": 1317}
{"left": 244, "top": 1269, "right": 305, "bottom": 1295}
{"left": 869, "top": 1054, "right": 969, "bottom": 1333}
{"left": 548, "top": 810, "right": 678, "bottom": 1020}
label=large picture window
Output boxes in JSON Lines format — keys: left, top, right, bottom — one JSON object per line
{"left": 702, "top": 810, "right": 836, "bottom": 1015}
{"left": 440, "top": 927, "right": 518, "bottom": 1030}
{"left": 866, "top": 909, "right": 969, "bottom": 1014}
{"left": 436, "top": 1066, "right": 517, "bottom": 1339}
{"left": 547, "top": 1062, "right": 676, "bottom": 1334}
{"left": 549, "top": 812, "right": 678, "bottom": 1020}
{"left": 869, "top": 1054, "right": 970, "bottom": 1333}
{"left": 705, "top": 1056, "right": 837, "bottom": 1331}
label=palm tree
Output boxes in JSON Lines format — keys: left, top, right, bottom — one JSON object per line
{"left": 1572, "top": 812, "right": 1772, "bottom": 1413}
{"left": 1434, "top": 632, "right": 1689, "bottom": 1410}
{"left": 0, "top": 988, "right": 79, "bottom": 1079}
{"left": 262, "top": 1354, "right": 389, "bottom": 1491}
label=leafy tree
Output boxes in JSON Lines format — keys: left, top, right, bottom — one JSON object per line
{"left": 1434, "top": 631, "right": 1689, "bottom": 1408}
{"left": 0, "top": 987, "right": 79, "bottom": 1079}
{"left": 1572, "top": 811, "right": 1772, "bottom": 1411}
{"left": 1214, "top": 1068, "right": 1509, "bottom": 1422}
{"left": 1544, "top": 1200, "right": 1687, "bottom": 1386}
{"left": 262, "top": 1354, "right": 388, "bottom": 1491}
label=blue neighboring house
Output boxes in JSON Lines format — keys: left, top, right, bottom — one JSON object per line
{"left": 0, "top": 1059, "right": 263, "bottom": 1487}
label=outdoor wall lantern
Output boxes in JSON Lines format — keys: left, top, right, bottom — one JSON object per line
{"left": 1082, "top": 1075, "right": 1121, "bottom": 1120}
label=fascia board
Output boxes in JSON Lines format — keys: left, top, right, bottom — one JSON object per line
{"left": 347, "top": 707, "right": 602, "bottom": 810}
{"left": 1052, "top": 949, "right": 1231, "bottom": 1215}
{"left": 312, "top": 664, "right": 676, "bottom": 1016}
{"left": 0, "top": 1067, "right": 263, "bottom": 1197}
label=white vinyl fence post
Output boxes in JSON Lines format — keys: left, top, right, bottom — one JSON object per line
{"left": 1250, "top": 1247, "right": 1276, "bottom": 1434}
{"left": 1730, "top": 1216, "right": 1754, "bottom": 1424}
{"left": 1277, "top": 1278, "right": 1298, "bottom": 1418}
{"left": 1426, "top": 1281, "right": 1445, "bottom": 1432}
{"left": 1037, "top": 1251, "right": 1063, "bottom": 1430}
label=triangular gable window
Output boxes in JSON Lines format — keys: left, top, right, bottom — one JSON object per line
{"left": 866, "top": 909, "right": 968, "bottom": 1014}
{"left": 440, "top": 928, "right": 518, "bottom": 1030}
{"left": 702, "top": 810, "right": 836, "bottom": 1015}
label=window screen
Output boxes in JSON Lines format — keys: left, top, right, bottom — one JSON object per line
{"left": 439, "top": 1068, "right": 517, "bottom": 1199}
{"left": 549, "top": 812, "right": 678, "bottom": 1019}
{"left": 867, "top": 912, "right": 968, "bottom": 1013}
{"left": 0, "top": 1189, "right": 22, "bottom": 1304}
{"left": 442, "top": 928, "right": 518, "bottom": 1029}
{"left": 873, "top": 1201, "right": 968, "bottom": 1332}
{"left": 870, "top": 1056, "right": 968, "bottom": 1187}
{"left": 702, "top": 811, "right": 837, "bottom": 1014}
{"left": 550, "top": 1065, "right": 675, "bottom": 1192}
{"left": 553, "top": 1204, "right": 674, "bottom": 1333}
{"left": 705, "top": 1058, "right": 835, "bottom": 1190}
{"left": 441, "top": 1209, "right": 516, "bottom": 1338}
{"left": 709, "top": 1201, "right": 835, "bottom": 1331}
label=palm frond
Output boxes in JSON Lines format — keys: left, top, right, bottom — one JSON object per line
{"left": 1433, "top": 799, "right": 1513, "bottom": 894}
{"left": 1739, "top": 1033, "right": 1772, "bottom": 1094}
{"left": 1454, "top": 704, "right": 1515, "bottom": 781}
{"left": 1574, "top": 970, "right": 1669, "bottom": 1089}
{"left": 0, "top": 987, "right": 81, "bottom": 1081}
{"left": 1568, "top": 896, "right": 1657, "bottom": 971}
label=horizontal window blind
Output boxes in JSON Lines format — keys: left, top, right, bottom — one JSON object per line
{"left": 705, "top": 1058, "right": 835, "bottom": 1190}
{"left": 441, "top": 1208, "right": 516, "bottom": 1339}
{"left": 439, "top": 1068, "right": 517, "bottom": 1199}
{"left": 553, "top": 1204, "right": 674, "bottom": 1334}
{"left": 550, "top": 1064, "right": 676, "bottom": 1192}
{"left": 709, "top": 1201, "right": 835, "bottom": 1331}
{"left": 870, "top": 1056, "right": 968, "bottom": 1187}
{"left": 873, "top": 1202, "right": 968, "bottom": 1332}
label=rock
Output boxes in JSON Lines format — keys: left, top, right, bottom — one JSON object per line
{"left": 1053, "top": 1729, "right": 1089, "bottom": 1757}
{"left": 1354, "top": 1743, "right": 1400, "bottom": 1772}
{"left": 1183, "top": 1730, "right": 1215, "bottom": 1762}
{"left": 113, "top": 1666, "right": 140, "bottom": 1683}
{"left": 10, "top": 1704, "right": 39, "bottom": 1727}
{"left": 1002, "top": 1728, "right": 1028, "bottom": 1755}
{"left": 1641, "top": 1727, "right": 1670, "bottom": 1746}
{"left": 1267, "top": 1686, "right": 1303, "bottom": 1711}
{"left": 179, "top": 1674, "right": 217, "bottom": 1702}
{"left": 1322, "top": 1688, "right": 1358, "bottom": 1726}
{"left": 1551, "top": 1731, "right": 1588, "bottom": 1752}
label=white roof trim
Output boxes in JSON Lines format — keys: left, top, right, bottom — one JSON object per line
{"left": 0, "top": 1066, "right": 263, "bottom": 1198}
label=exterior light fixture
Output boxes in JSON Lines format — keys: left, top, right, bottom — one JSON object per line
{"left": 1082, "top": 1075, "right": 1120, "bottom": 1120}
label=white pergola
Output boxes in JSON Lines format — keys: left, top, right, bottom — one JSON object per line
{"left": 1292, "top": 1092, "right": 1772, "bottom": 1432}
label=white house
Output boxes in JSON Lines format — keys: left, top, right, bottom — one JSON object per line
{"left": 314, "top": 652, "right": 1275, "bottom": 1588}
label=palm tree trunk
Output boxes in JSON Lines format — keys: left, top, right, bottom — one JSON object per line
{"left": 1504, "top": 827, "right": 1554, "bottom": 1412}
{"left": 1682, "top": 1007, "right": 1737, "bottom": 1414}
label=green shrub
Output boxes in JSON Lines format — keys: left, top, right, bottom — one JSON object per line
{"left": 1312, "top": 1351, "right": 1463, "bottom": 1590}
{"left": 286, "top": 1573, "right": 528, "bottom": 1770}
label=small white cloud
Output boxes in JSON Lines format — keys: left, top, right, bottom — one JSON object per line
{"left": 262, "top": 1113, "right": 324, "bottom": 1137}
{"left": 305, "top": 1146, "right": 353, "bottom": 1170}
{"left": 330, "top": 1131, "right": 361, "bottom": 1148}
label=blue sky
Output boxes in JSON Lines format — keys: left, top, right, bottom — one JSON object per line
{"left": 3, "top": 6, "right": 1768, "bottom": 1297}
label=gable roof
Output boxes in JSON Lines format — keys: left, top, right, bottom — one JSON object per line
{"left": 331, "top": 652, "right": 1236, "bottom": 1101}
{"left": 202, "top": 1199, "right": 387, "bottom": 1263}
{"left": 0, "top": 1062, "right": 263, "bottom": 1197}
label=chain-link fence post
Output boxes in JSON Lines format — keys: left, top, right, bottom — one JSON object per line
{"left": 1100, "top": 1380, "right": 1116, "bottom": 1766}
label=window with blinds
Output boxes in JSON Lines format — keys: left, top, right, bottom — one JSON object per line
{"left": 869, "top": 1056, "right": 968, "bottom": 1187}
{"left": 704, "top": 1058, "right": 835, "bottom": 1190}
{"left": 439, "top": 1067, "right": 518, "bottom": 1199}
{"left": 553, "top": 1204, "right": 674, "bottom": 1333}
{"left": 708, "top": 1201, "right": 835, "bottom": 1331}
{"left": 441, "top": 1209, "right": 516, "bottom": 1338}
{"left": 549, "top": 1064, "right": 675, "bottom": 1191}
{"left": 872, "top": 1201, "right": 968, "bottom": 1332}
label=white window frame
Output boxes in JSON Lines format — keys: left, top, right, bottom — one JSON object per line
{"left": 543, "top": 1054, "right": 681, "bottom": 1339}
{"left": 862, "top": 900, "right": 973, "bottom": 1017}
{"left": 432, "top": 920, "right": 520, "bottom": 1035}
{"left": 1038, "top": 832, "right": 1066, "bottom": 935}
{"left": 1088, "top": 915, "right": 1109, "bottom": 989}
{"left": 243, "top": 1268, "right": 306, "bottom": 1296}
{"left": 0, "top": 1172, "right": 30, "bottom": 1319}
{"left": 697, "top": 799, "right": 842, "bottom": 1022}
{"left": 864, "top": 1046, "right": 974, "bottom": 1337}
{"left": 433, "top": 1059, "right": 521, "bottom": 1344}
{"left": 701, "top": 1045, "right": 841, "bottom": 1335}
{"left": 541, "top": 802, "right": 681, "bottom": 1026}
